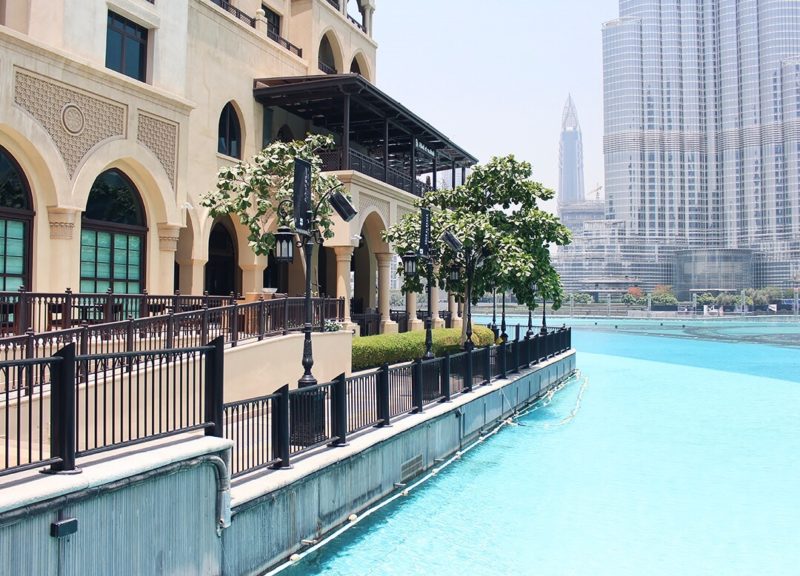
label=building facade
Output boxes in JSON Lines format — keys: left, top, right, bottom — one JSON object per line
{"left": 557, "top": 0, "right": 800, "bottom": 298}
{"left": 0, "top": 0, "right": 473, "bottom": 333}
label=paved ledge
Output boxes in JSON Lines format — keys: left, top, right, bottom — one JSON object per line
{"left": 0, "top": 436, "right": 233, "bottom": 515}
{"left": 231, "top": 350, "right": 576, "bottom": 509}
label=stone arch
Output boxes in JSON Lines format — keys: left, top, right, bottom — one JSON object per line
{"left": 359, "top": 209, "right": 389, "bottom": 253}
{"left": 0, "top": 123, "right": 61, "bottom": 211}
{"left": 71, "top": 139, "right": 177, "bottom": 226}
{"left": 349, "top": 51, "right": 372, "bottom": 82}
{"left": 205, "top": 215, "right": 240, "bottom": 296}
{"left": 318, "top": 29, "right": 344, "bottom": 73}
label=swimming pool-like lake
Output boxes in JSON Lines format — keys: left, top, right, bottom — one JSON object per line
{"left": 280, "top": 318, "right": 800, "bottom": 575}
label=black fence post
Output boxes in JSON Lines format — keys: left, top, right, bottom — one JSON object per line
{"left": 411, "top": 359, "right": 423, "bottom": 413}
{"left": 16, "top": 286, "right": 28, "bottom": 335}
{"left": 377, "top": 362, "right": 391, "bottom": 426}
{"left": 283, "top": 294, "right": 289, "bottom": 335}
{"left": 441, "top": 352, "right": 451, "bottom": 402}
{"left": 464, "top": 348, "right": 473, "bottom": 392}
{"left": 498, "top": 342, "right": 507, "bottom": 379}
{"left": 230, "top": 299, "right": 239, "bottom": 347}
{"left": 567, "top": 327, "right": 572, "bottom": 350}
{"left": 204, "top": 336, "right": 225, "bottom": 437}
{"left": 125, "top": 315, "right": 135, "bottom": 372}
{"left": 512, "top": 337, "right": 521, "bottom": 373}
{"left": 330, "top": 373, "right": 348, "bottom": 446}
{"left": 64, "top": 287, "right": 73, "bottom": 328}
{"left": 166, "top": 311, "right": 175, "bottom": 349}
{"left": 201, "top": 305, "right": 209, "bottom": 344}
{"left": 271, "top": 384, "right": 291, "bottom": 468}
{"left": 49, "top": 343, "right": 77, "bottom": 473}
{"left": 257, "top": 297, "right": 266, "bottom": 341}
{"left": 483, "top": 345, "right": 491, "bottom": 384}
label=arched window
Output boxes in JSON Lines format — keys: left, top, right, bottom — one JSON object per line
{"left": 350, "top": 58, "right": 361, "bottom": 75}
{"left": 318, "top": 35, "right": 337, "bottom": 74}
{"left": 0, "top": 147, "right": 33, "bottom": 291}
{"left": 80, "top": 169, "right": 146, "bottom": 294}
{"left": 218, "top": 102, "right": 242, "bottom": 159}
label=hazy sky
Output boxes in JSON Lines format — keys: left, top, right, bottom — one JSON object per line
{"left": 372, "top": 0, "right": 619, "bottom": 202}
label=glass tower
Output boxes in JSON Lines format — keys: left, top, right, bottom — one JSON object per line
{"left": 602, "top": 0, "right": 800, "bottom": 289}
{"left": 559, "top": 95, "right": 585, "bottom": 205}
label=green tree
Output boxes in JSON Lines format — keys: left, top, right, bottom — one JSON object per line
{"left": 696, "top": 292, "right": 715, "bottom": 306}
{"left": 201, "top": 134, "right": 343, "bottom": 255}
{"left": 650, "top": 285, "right": 678, "bottom": 306}
{"left": 384, "top": 155, "right": 570, "bottom": 343}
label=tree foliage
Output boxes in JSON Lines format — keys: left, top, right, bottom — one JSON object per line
{"left": 383, "top": 155, "right": 571, "bottom": 312}
{"left": 201, "top": 134, "right": 343, "bottom": 256}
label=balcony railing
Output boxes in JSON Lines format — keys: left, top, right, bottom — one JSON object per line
{"left": 267, "top": 25, "right": 303, "bottom": 57}
{"left": 319, "top": 148, "right": 433, "bottom": 197}
{"left": 318, "top": 60, "right": 337, "bottom": 74}
{"left": 325, "top": 0, "right": 341, "bottom": 9}
{"left": 210, "top": 0, "right": 256, "bottom": 27}
{"left": 347, "top": 14, "right": 365, "bottom": 33}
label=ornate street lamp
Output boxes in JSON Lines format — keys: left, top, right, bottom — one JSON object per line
{"left": 401, "top": 251, "right": 418, "bottom": 276}
{"left": 540, "top": 293, "right": 548, "bottom": 336}
{"left": 273, "top": 226, "right": 295, "bottom": 264}
{"left": 447, "top": 264, "right": 461, "bottom": 284}
{"left": 275, "top": 160, "right": 357, "bottom": 388}
{"left": 489, "top": 288, "right": 498, "bottom": 339}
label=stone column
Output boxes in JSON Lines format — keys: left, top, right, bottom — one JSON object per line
{"left": 154, "top": 224, "right": 180, "bottom": 295}
{"left": 449, "top": 292, "right": 463, "bottom": 329}
{"left": 430, "top": 267, "right": 444, "bottom": 328}
{"left": 334, "top": 246, "right": 355, "bottom": 329}
{"left": 406, "top": 291, "right": 424, "bottom": 331}
{"left": 375, "top": 252, "right": 398, "bottom": 333}
{"left": 177, "top": 258, "right": 207, "bottom": 296}
{"left": 362, "top": 0, "right": 375, "bottom": 36}
{"left": 240, "top": 260, "right": 267, "bottom": 297}
{"left": 46, "top": 207, "right": 80, "bottom": 292}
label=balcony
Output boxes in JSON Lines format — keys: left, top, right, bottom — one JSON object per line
{"left": 320, "top": 148, "right": 432, "bottom": 197}
{"left": 208, "top": 0, "right": 303, "bottom": 57}
{"left": 253, "top": 75, "right": 477, "bottom": 198}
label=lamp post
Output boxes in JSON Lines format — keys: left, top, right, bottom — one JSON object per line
{"left": 273, "top": 161, "right": 357, "bottom": 388}
{"left": 500, "top": 291, "right": 508, "bottom": 342}
{"left": 526, "top": 283, "right": 537, "bottom": 339}
{"left": 489, "top": 288, "right": 498, "bottom": 339}
{"left": 539, "top": 294, "right": 548, "bottom": 336}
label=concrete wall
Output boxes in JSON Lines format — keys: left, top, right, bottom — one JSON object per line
{"left": 224, "top": 330, "right": 352, "bottom": 401}
{"left": 0, "top": 438, "right": 231, "bottom": 576}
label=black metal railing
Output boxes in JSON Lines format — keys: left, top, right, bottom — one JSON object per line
{"left": 266, "top": 26, "right": 303, "bottom": 57}
{"left": 0, "top": 294, "right": 344, "bottom": 391}
{"left": 225, "top": 327, "right": 572, "bottom": 476}
{"left": 1, "top": 337, "right": 225, "bottom": 477}
{"left": 347, "top": 14, "right": 366, "bottom": 32}
{"left": 389, "top": 309, "right": 409, "bottom": 332}
{"left": 319, "top": 148, "right": 433, "bottom": 198}
{"left": 0, "top": 288, "right": 232, "bottom": 336}
{"left": 318, "top": 61, "right": 337, "bottom": 74}
{"left": 325, "top": 0, "right": 340, "bottom": 10}
{"left": 210, "top": 0, "right": 255, "bottom": 27}
{"left": 352, "top": 311, "right": 381, "bottom": 336}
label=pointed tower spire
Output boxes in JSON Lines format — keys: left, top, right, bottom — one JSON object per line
{"left": 558, "top": 94, "right": 585, "bottom": 204}
{"left": 561, "top": 94, "right": 580, "bottom": 131}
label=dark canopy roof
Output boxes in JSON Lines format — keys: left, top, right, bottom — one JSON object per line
{"left": 253, "top": 74, "right": 478, "bottom": 170}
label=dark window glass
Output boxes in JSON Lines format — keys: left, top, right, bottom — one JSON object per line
{"left": 218, "top": 102, "right": 242, "bottom": 158}
{"left": 81, "top": 169, "right": 146, "bottom": 294}
{"left": 263, "top": 5, "right": 281, "bottom": 37}
{"left": 0, "top": 147, "right": 32, "bottom": 291}
{"left": 106, "top": 12, "right": 148, "bottom": 82}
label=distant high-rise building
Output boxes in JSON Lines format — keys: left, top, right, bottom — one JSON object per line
{"left": 559, "top": 95, "right": 585, "bottom": 205}
{"left": 557, "top": 0, "right": 800, "bottom": 299}
{"left": 557, "top": 96, "right": 604, "bottom": 237}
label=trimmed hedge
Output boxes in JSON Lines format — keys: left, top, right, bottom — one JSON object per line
{"left": 352, "top": 326, "right": 495, "bottom": 371}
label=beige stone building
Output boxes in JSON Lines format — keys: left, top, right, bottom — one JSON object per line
{"left": 0, "top": 0, "right": 474, "bottom": 335}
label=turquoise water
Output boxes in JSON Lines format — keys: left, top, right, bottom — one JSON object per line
{"left": 281, "top": 318, "right": 800, "bottom": 575}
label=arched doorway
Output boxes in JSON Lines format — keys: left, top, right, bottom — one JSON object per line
{"left": 205, "top": 220, "right": 238, "bottom": 296}
{"left": 80, "top": 169, "right": 146, "bottom": 294}
{"left": 276, "top": 124, "right": 294, "bottom": 143}
{"left": 0, "top": 146, "right": 33, "bottom": 291}
{"left": 350, "top": 58, "right": 361, "bottom": 75}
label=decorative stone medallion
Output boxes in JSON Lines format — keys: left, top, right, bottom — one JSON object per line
{"left": 61, "top": 103, "right": 85, "bottom": 136}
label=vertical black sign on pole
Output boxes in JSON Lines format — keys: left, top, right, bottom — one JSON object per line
{"left": 293, "top": 158, "right": 312, "bottom": 234}
{"left": 420, "top": 207, "right": 431, "bottom": 256}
